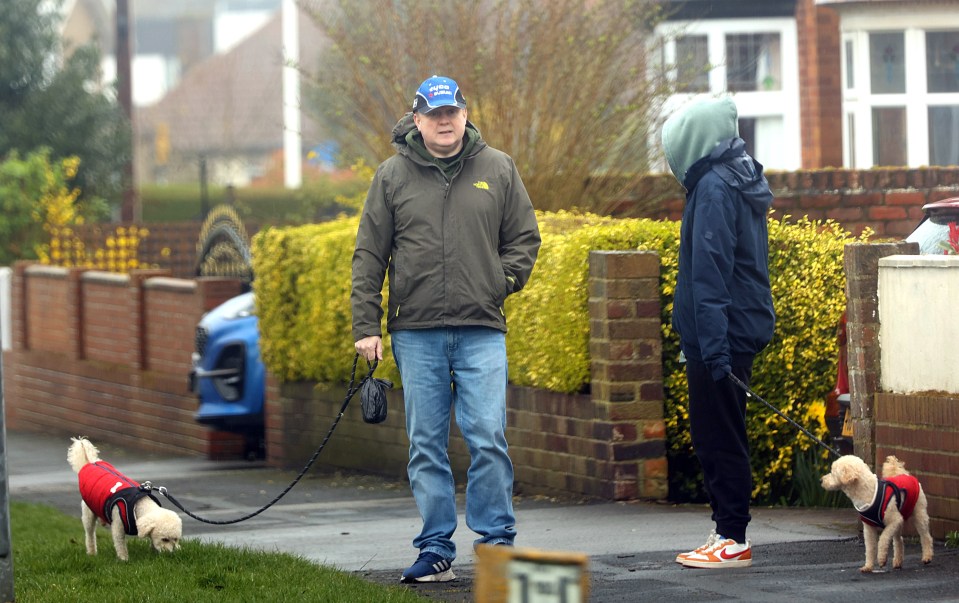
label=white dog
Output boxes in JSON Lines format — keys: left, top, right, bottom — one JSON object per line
{"left": 821, "top": 454, "right": 933, "bottom": 573}
{"left": 67, "top": 437, "right": 182, "bottom": 561}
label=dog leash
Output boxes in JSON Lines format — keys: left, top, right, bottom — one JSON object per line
{"left": 727, "top": 372, "right": 843, "bottom": 458}
{"left": 142, "top": 354, "right": 378, "bottom": 525}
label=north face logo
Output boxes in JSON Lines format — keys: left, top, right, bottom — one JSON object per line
{"left": 473, "top": 181, "right": 489, "bottom": 190}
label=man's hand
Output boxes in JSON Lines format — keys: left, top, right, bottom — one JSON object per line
{"left": 355, "top": 335, "right": 383, "bottom": 362}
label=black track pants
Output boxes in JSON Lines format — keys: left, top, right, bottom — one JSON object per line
{"left": 686, "top": 359, "right": 753, "bottom": 544}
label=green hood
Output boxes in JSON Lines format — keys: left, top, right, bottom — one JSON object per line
{"left": 661, "top": 97, "right": 739, "bottom": 185}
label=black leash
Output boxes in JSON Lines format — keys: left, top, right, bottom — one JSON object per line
{"left": 142, "top": 354, "right": 375, "bottom": 525}
{"left": 728, "top": 372, "right": 843, "bottom": 458}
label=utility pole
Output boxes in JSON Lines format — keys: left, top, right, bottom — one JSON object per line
{"left": 199, "top": 155, "right": 209, "bottom": 219}
{"left": 282, "top": 0, "right": 302, "bottom": 189}
{"left": 0, "top": 346, "right": 15, "bottom": 602}
{"left": 117, "top": 0, "right": 140, "bottom": 221}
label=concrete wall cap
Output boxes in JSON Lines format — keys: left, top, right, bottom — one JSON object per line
{"left": 879, "top": 255, "right": 959, "bottom": 268}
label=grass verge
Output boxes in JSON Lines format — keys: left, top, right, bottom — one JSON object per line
{"left": 9, "top": 501, "right": 423, "bottom": 602}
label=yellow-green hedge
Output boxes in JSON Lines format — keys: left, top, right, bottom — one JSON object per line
{"left": 251, "top": 212, "right": 869, "bottom": 504}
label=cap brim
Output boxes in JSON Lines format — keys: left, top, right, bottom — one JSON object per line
{"left": 418, "top": 102, "right": 467, "bottom": 114}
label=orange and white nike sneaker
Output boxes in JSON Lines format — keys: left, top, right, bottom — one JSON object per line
{"left": 674, "top": 529, "right": 719, "bottom": 564}
{"left": 679, "top": 537, "right": 752, "bottom": 568}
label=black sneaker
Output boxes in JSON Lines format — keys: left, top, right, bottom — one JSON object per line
{"left": 400, "top": 551, "right": 456, "bottom": 583}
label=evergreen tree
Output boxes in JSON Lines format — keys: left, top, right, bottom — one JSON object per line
{"left": 0, "top": 0, "right": 130, "bottom": 211}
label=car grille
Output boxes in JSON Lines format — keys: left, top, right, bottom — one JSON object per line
{"left": 195, "top": 326, "right": 209, "bottom": 355}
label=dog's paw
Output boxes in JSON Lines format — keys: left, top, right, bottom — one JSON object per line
{"left": 922, "top": 556, "right": 933, "bottom": 565}
{"left": 860, "top": 565, "right": 874, "bottom": 573}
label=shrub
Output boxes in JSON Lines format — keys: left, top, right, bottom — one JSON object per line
{"left": 0, "top": 148, "right": 143, "bottom": 272}
{"left": 251, "top": 211, "right": 870, "bottom": 504}
{"left": 251, "top": 217, "right": 396, "bottom": 383}
{"left": 0, "top": 149, "right": 104, "bottom": 265}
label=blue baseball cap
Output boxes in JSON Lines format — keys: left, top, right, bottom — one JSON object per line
{"left": 412, "top": 75, "right": 467, "bottom": 114}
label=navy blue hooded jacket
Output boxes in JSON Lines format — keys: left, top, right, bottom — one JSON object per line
{"left": 662, "top": 97, "right": 775, "bottom": 381}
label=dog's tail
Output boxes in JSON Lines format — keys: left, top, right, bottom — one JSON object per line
{"left": 67, "top": 436, "right": 100, "bottom": 472}
{"left": 881, "top": 454, "right": 910, "bottom": 478}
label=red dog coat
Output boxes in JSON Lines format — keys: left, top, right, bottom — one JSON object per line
{"left": 857, "top": 474, "right": 920, "bottom": 529}
{"left": 78, "top": 461, "right": 161, "bottom": 536}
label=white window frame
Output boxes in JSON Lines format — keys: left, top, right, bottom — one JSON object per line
{"left": 655, "top": 18, "right": 801, "bottom": 171}
{"left": 840, "top": 8, "right": 959, "bottom": 168}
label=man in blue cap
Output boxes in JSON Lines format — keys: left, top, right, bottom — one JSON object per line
{"left": 351, "top": 75, "right": 541, "bottom": 582}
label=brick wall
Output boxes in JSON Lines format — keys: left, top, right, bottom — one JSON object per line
{"left": 843, "top": 242, "right": 918, "bottom": 464}
{"left": 622, "top": 167, "right": 959, "bottom": 239}
{"left": 9, "top": 218, "right": 958, "bottom": 509}
{"left": 874, "top": 393, "right": 959, "bottom": 538}
{"left": 66, "top": 221, "right": 263, "bottom": 280}
{"left": 265, "top": 251, "right": 668, "bottom": 501}
{"left": 65, "top": 222, "right": 202, "bottom": 280}
{"left": 4, "top": 262, "right": 245, "bottom": 457}
{"left": 844, "top": 242, "right": 959, "bottom": 539}
{"left": 796, "top": 0, "right": 843, "bottom": 168}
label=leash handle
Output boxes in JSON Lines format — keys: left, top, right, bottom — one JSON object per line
{"left": 727, "top": 372, "right": 843, "bottom": 458}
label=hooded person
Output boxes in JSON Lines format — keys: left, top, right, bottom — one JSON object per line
{"left": 661, "top": 96, "right": 776, "bottom": 569}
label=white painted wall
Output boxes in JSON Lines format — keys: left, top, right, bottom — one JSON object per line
{"left": 879, "top": 255, "right": 959, "bottom": 394}
{"left": 1, "top": 267, "right": 11, "bottom": 351}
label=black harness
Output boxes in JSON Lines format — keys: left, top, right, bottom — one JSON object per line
{"left": 857, "top": 478, "right": 905, "bottom": 529}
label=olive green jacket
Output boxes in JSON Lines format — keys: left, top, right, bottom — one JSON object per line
{"left": 351, "top": 113, "right": 541, "bottom": 340}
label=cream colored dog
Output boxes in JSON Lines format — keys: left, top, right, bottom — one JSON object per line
{"left": 68, "top": 437, "right": 182, "bottom": 561}
{"left": 822, "top": 454, "right": 933, "bottom": 573}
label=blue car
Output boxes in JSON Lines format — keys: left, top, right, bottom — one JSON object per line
{"left": 189, "top": 291, "right": 265, "bottom": 456}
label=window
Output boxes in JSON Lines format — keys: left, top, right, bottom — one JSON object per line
{"left": 846, "top": 113, "right": 856, "bottom": 167}
{"left": 726, "top": 33, "right": 782, "bottom": 92}
{"left": 869, "top": 32, "right": 905, "bottom": 94}
{"left": 675, "top": 35, "right": 709, "bottom": 93}
{"left": 929, "top": 106, "right": 959, "bottom": 165}
{"left": 844, "top": 40, "right": 855, "bottom": 89}
{"left": 656, "top": 18, "right": 799, "bottom": 170}
{"left": 872, "top": 107, "right": 907, "bottom": 166}
{"left": 926, "top": 31, "right": 959, "bottom": 93}
{"left": 842, "top": 13, "right": 959, "bottom": 168}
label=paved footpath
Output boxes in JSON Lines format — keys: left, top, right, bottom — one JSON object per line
{"left": 7, "top": 430, "right": 958, "bottom": 602}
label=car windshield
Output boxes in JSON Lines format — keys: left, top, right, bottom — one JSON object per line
{"left": 905, "top": 219, "right": 951, "bottom": 255}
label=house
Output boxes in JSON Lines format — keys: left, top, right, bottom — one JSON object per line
{"left": 66, "top": 1, "right": 958, "bottom": 186}
{"left": 60, "top": 0, "right": 113, "bottom": 58}
{"left": 655, "top": 0, "right": 959, "bottom": 170}
{"left": 134, "top": 5, "right": 326, "bottom": 186}
{"left": 59, "top": 0, "right": 315, "bottom": 186}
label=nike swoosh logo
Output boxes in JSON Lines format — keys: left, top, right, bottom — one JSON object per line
{"left": 719, "top": 548, "right": 749, "bottom": 560}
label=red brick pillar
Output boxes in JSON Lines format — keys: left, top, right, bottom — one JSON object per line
{"left": 12, "top": 262, "right": 29, "bottom": 351}
{"left": 588, "top": 250, "right": 667, "bottom": 500}
{"left": 193, "top": 277, "right": 246, "bottom": 460}
{"left": 195, "top": 277, "right": 246, "bottom": 313}
{"left": 66, "top": 267, "right": 86, "bottom": 360}
{"left": 843, "top": 241, "right": 918, "bottom": 463}
{"left": 128, "top": 269, "right": 172, "bottom": 369}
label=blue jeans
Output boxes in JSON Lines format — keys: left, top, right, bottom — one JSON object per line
{"left": 391, "top": 327, "right": 516, "bottom": 560}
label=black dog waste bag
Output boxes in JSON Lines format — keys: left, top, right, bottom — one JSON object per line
{"left": 360, "top": 372, "right": 392, "bottom": 424}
